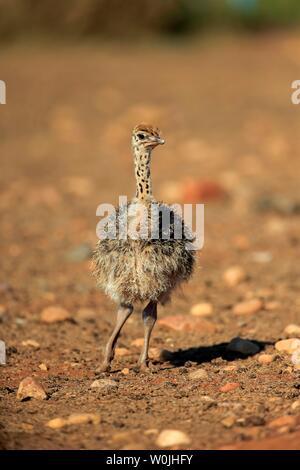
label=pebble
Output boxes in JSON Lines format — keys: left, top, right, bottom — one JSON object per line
{"left": 284, "top": 324, "right": 300, "bottom": 337}
{"left": 38, "top": 363, "right": 48, "bottom": 371}
{"left": 41, "top": 306, "right": 71, "bottom": 324}
{"left": 90, "top": 379, "right": 118, "bottom": 390}
{"left": 46, "top": 418, "right": 67, "bottom": 429}
{"left": 158, "top": 315, "right": 216, "bottom": 333}
{"left": 291, "top": 400, "right": 300, "bottom": 411}
{"left": 267, "top": 415, "right": 296, "bottom": 429}
{"left": 67, "top": 413, "right": 100, "bottom": 426}
{"left": 131, "top": 338, "right": 144, "bottom": 347}
{"left": 223, "top": 266, "right": 246, "bottom": 287}
{"left": 227, "top": 337, "right": 260, "bottom": 355}
{"left": 21, "top": 339, "right": 40, "bottom": 349}
{"left": 265, "top": 301, "right": 280, "bottom": 311}
{"left": 219, "top": 382, "right": 240, "bottom": 393}
{"left": 156, "top": 429, "right": 191, "bottom": 448}
{"left": 182, "top": 180, "right": 226, "bottom": 203}
{"left": 190, "top": 302, "right": 213, "bottom": 317}
{"left": 115, "top": 347, "right": 130, "bottom": 357}
{"left": 76, "top": 308, "right": 97, "bottom": 321}
{"left": 232, "top": 235, "right": 250, "bottom": 251}
{"left": 188, "top": 369, "right": 208, "bottom": 380}
{"left": 233, "top": 299, "right": 263, "bottom": 316}
{"left": 17, "top": 376, "right": 47, "bottom": 401}
{"left": 275, "top": 338, "right": 300, "bottom": 354}
{"left": 258, "top": 354, "right": 275, "bottom": 364}
{"left": 121, "top": 368, "right": 130, "bottom": 375}
{"left": 251, "top": 251, "right": 273, "bottom": 263}
{"left": 222, "top": 365, "right": 238, "bottom": 372}
{"left": 144, "top": 428, "right": 159, "bottom": 436}
{"left": 291, "top": 349, "right": 300, "bottom": 366}
{"left": 221, "top": 415, "right": 236, "bottom": 428}
{"left": 66, "top": 243, "right": 92, "bottom": 262}
{"left": 46, "top": 413, "right": 100, "bottom": 429}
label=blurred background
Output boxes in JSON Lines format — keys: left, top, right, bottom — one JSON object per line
{"left": 1, "top": 0, "right": 300, "bottom": 451}
{"left": 1, "top": 0, "right": 300, "bottom": 39}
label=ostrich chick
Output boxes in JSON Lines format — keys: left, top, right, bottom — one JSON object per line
{"left": 93, "top": 124, "right": 195, "bottom": 372}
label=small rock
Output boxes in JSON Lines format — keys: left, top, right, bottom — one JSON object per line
{"left": 38, "top": 363, "right": 48, "bottom": 371}
{"left": 17, "top": 376, "right": 47, "bottom": 401}
{"left": 41, "top": 306, "right": 71, "bottom": 324}
{"left": 268, "top": 415, "right": 296, "bottom": 429}
{"left": 291, "top": 349, "right": 300, "bottom": 366}
{"left": 21, "top": 339, "right": 40, "bottom": 349}
{"left": 131, "top": 338, "right": 144, "bottom": 348}
{"left": 190, "top": 302, "right": 213, "bottom": 317}
{"left": 219, "top": 382, "right": 240, "bottom": 393}
{"left": 156, "top": 429, "right": 191, "bottom": 448}
{"left": 251, "top": 251, "right": 273, "bottom": 263}
{"left": 227, "top": 337, "right": 260, "bottom": 355}
{"left": 223, "top": 266, "right": 246, "bottom": 287}
{"left": 46, "top": 413, "right": 100, "bottom": 429}
{"left": 46, "top": 418, "right": 67, "bottom": 429}
{"left": 258, "top": 354, "right": 275, "bottom": 364}
{"left": 291, "top": 400, "right": 300, "bottom": 411}
{"left": 182, "top": 179, "right": 226, "bottom": 203}
{"left": 188, "top": 369, "right": 208, "bottom": 380}
{"left": 67, "top": 413, "right": 100, "bottom": 426}
{"left": 222, "top": 365, "right": 238, "bottom": 372}
{"left": 144, "top": 428, "right": 159, "bottom": 436}
{"left": 275, "top": 338, "right": 300, "bottom": 354}
{"left": 265, "top": 301, "right": 280, "bottom": 311}
{"left": 221, "top": 415, "right": 236, "bottom": 428}
{"left": 90, "top": 379, "right": 118, "bottom": 390}
{"left": 121, "top": 368, "right": 130, "bottom": 375}
{"left": 256, "top": 288, "right": 273, "bottom": 298}
{"left": 76, "top": 308, "right": 97, "bottom": 321}
{"left": 115, "top": 347, "right": 130, "bottom": 357}
{"left": 158, "top": 315, "right": 217, "bottom": 333}
{"left": 284, "top": 324, "right": 300, "bottom": 337}
{"left": 233, "top": 299, "right": 263, "bottom": 315}
{"left": 232, "top": 235, "right": 250, "bottom": 251}
{"left": 66, "top": 243, "right": 92, "bottom": 262}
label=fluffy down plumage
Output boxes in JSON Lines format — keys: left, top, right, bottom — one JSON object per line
{"left": 92, "top": 200, "right": 195, "bottom": 305}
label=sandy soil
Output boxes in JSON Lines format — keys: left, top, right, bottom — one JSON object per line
{"left": 1, "top": 33, "right": 300, "bottom": 450}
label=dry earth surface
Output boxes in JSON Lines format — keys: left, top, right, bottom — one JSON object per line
{"left": 1, "top": 33, "right": 300, "bottom": 450}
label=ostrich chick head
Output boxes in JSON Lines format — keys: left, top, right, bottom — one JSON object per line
{"left": 132, "top": 123, "right": 165, "bottom": 149}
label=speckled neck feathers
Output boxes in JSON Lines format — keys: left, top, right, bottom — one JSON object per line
{"left": 132, "top": 140, "right": 153, "bottom": 201}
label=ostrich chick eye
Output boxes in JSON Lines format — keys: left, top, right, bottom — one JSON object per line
{"left": 137, "top": 133, "right": 145, "bottom": 140}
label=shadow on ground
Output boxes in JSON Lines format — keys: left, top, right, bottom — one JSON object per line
{"left": 161, "top": 339, "right": 273, "bottom": 366}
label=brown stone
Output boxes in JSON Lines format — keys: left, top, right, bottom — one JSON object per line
{"left": 158, "top": 315, "right": 216, "bottom": 333}
{"left": 219, "top": 382, "right": 240, "bottom": 393}
{"left": 17, "top": 376, "right": 47, "bottom": 401}
{"left": 41, "top": 306, "right": 71, "bottom": 324}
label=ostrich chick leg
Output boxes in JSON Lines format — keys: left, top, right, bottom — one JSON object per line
{"left": 138, "top": 301, "right": 157, "bottom": 369}
{"left": 100, "top": 303, "right": 133, "bottom": 372}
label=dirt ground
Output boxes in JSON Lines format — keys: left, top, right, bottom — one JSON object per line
{"left": 1, "top": 33, "right": 300, "bottom": 450}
